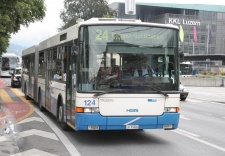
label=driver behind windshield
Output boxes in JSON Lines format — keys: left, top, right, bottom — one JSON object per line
{"left": 133, "top": 58, "right": 156, "bottom": 77}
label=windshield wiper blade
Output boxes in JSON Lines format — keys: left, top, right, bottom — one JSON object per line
{"left": 93, "top": 89, "right": 130, "bottom": 98}
{"left": 93, "top": 87, "right": 168, "bottom": 98}
{"left": 145, "top": 85, "right": 169, "bottom": 98}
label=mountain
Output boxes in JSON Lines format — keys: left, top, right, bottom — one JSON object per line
{"left": 6, "top": 43, "right": 27, "bottom": 57}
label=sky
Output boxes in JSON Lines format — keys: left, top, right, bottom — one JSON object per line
{"left": 10, "top": 0, "right": 64, "bottom": 47}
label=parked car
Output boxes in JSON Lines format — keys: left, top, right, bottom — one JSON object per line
{"left": 10, "top": 67, "right": 22, "bottom": 88}
{"left": 180, "top": 83, "right": 189, "bottom": 101}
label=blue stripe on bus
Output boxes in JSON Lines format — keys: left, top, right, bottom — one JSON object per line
{"left": 75, "top": 113, "right": 180, "bottom": 130}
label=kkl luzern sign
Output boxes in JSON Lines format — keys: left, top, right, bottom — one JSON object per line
{"left": 168, "top": 18, "right": 200, "bottom": 26}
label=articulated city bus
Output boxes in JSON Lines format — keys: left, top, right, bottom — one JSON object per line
{"left": 22, "top": 18, "right": 180, "bottom": 131}
{"left": 0, "top": 53, "right": 20, "bottom": 77}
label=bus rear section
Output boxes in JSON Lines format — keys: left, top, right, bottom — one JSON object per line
{"left": 21, "top": 46, "right": 37, "bottom": 101}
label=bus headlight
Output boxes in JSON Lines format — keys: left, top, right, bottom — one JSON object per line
{"left": 164, "top": 107, "right": 180, "bottom": 113}
{"left": 183, "top": 87, "right": 188, "bottom": 92}
{"left": 84, "top": 107, "right": 99, "bottom": 113}
{"left": 76, "top": 107, "right": 99, "bottom": 113}
{"left": 91, "top": 107, "right": 99, "bottom": 113}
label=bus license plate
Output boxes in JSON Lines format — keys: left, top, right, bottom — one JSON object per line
{"left": 88, "top": 126, "right": 99, "bottom": 130}
{"left": 163, "top": 124, "right": 173, "bottom": 129}
{"left": 126, "top": 125, "right": 139, "bottom": 129}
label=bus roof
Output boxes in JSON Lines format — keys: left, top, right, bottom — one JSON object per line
{"left": 78, "top": 18, "right": 179, "bottom": 30}
{"left": 22, "top": 45, "right": 36, "bottom": 56}
{"left": 1, "top": 53, "right": 18, "bottom": 58}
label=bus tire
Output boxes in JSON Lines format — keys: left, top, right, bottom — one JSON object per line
{"left": 38, "top": 90, "right": 45, "bottom": 112}
{"left": 58, "top": 105, "right": 69, "bottom": 131}
{"left": 11, "top": 82, "right": 14, "bottom": 88}
{"left": 24, "top": 84, "right": 30, "bottom": 100}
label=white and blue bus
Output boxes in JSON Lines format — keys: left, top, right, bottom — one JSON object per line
{"left": 0, "top": 53, "right": 20, "bottom": 77}
{"left": 22, "top": 18, "right": 180, "bottom": 131}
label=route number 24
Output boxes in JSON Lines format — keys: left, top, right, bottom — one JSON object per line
{"left": 96, "top": 29, "right": 108, "bottom": 41}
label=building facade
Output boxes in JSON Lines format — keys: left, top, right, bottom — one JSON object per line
{"left": 109, "top": 1, "right": 225, "bottom": 72}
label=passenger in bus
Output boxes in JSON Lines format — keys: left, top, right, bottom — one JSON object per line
{"left": 63, "top": 72, "right": 66, "bottom": 81}
{"left": 54, "top": 70, "right": 62, "bottom": 80}
{"left": 97, "top": 65, "right": 106, "bottom": 83}
{"left": 168, "top": 62, "right": 174, "bottom": 78}
{"left": 109, "top": 65, "right": 120, "bottom": 80}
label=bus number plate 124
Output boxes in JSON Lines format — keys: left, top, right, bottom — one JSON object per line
{"left": 126, "top": 125, "right": 139, "bottom": 129}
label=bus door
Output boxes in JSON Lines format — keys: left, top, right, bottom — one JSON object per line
{"left": 46, "top": 50, "right": 52, "bottom": 111}
{"left": 66, "top": 45, "right": 77, "bottom": 124}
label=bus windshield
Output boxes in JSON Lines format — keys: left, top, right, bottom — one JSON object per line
{"left": 78, "top": 25, "right": 179, "bottom": 92}
{"left": 1, "top": 57, "right": 18, "bottom": 70}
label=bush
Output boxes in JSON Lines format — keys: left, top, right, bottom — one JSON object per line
{"left": 201, "top": 70, "right": 207, "bottom": 75}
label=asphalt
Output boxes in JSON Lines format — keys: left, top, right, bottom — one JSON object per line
{"left": 186, "top": 86, "right": 225, "bottom": 104}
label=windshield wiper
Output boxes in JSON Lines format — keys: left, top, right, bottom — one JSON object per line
{"left": 93, "top": 89, "right": 130, "bottom": 98}
{"left": 145, "top": 85, "right": 169, "bottom": 98}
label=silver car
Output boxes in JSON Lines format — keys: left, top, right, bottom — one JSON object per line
{"left": 10, "top": 67, "right": 22, "bottom": 88}
{"left": 180, "top": 83, "right": 189, "bottom": 101}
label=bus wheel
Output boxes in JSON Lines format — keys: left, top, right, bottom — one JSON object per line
{"left": 24, "top": 85, "right": 30, "bottom": 100}
{"left": 38, "top": 92, "right": 45, "bottom": 112}
{"left": 11, "top": 82, "right": 14, "bottom": 88}
{"left": 58, "top": 105, "right": 69, "bottom": 131}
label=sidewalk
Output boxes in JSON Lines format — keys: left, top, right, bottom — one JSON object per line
{"left": 0, "top": 78, "right": 33, "bottom": 130}
{"left": 0, "top": 78, "right": 7, "bottom": 89}
{"left": 187, "top": 86, "right": 225, "bottom": 104}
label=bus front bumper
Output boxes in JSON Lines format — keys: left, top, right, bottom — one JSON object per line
{"left": 75, "top": 113, "right": 180, "bottom": 131}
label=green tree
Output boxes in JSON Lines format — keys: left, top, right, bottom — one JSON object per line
{"left": 59, "top": 0, "right": 116, "bottom": 31}
{"left": 0, "top": 0, "right": 46, "bottom": 55}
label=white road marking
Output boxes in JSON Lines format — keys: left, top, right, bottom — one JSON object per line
{"left": 188, "top": 98, "right": 225, "bottom": 106}
{"left": 175, "top": 129, "right": 199, "bottom": 137}
{"left": 0, "top": 129, "right": 58, "bottom": 142}
{"left": 180, "top": 115, "right": 191, "bottom": 120}
{"left": 17, "top": 117, "right": 44, "bottom": 124}
{"left": 174, "top": 129, "right": 225, "bottom": 152}
{"left": 35, "top": 108, "right": 81, "bottom": 156}
{"left": 11, "top": 148, "right": 57, "bottom": 156}
{"left": 186, "top": 99, "right": 201, "bottom": 103}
